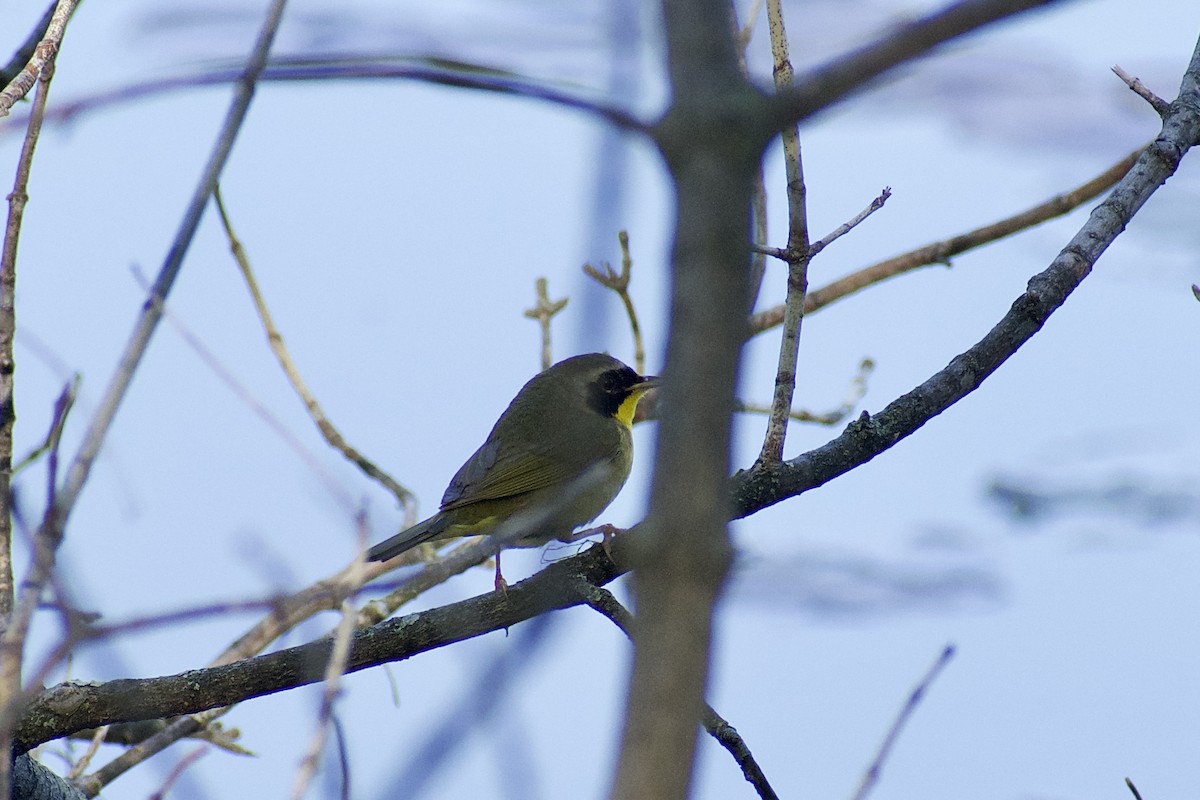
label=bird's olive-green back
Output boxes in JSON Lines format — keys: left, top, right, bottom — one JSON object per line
{"left": 439, "top": 354, "right": 634, "bottom": 511}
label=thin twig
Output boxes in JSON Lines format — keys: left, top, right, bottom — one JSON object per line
{"left": 522, "top": 276, "right": 568, "bottom": 371}
{"left": 583, "top": 230, "right": 645, "bottom": 374}
{"left": 738, "top": 357, "right": 874, "bottom": 425}
{"left": 12, "top": 374, "right": 80, "bottom": 475}
{"left": 213, "top": 187, "right": 416, "bottom": 522}
{"left": 49, "top": 0, "right": 290, "bottom": 550}
{"left": 1113, "top": 65, "right": 1169, "bottom": 116}
{"left": 0, "top": 2, "right": 56, "bottom": 88}
{"left": 758, "top": 0, "right": 811, "bottom": 464}
{"left": 146, "top": 746, "right": 208, "bottom": 800}
{"left": 577, "top": 581, "right": 780, "bottom": 800}
{"left": 1125, "top": 777, "right": 1145, "bottom": 800}
{"left": 289, "top": 513, "right": 369, "bottom": 800}
{"left": 70, "top": 538, "right": 495, "bottom": 792}
{"left": 0, "top": 14, "right": 64, "bottom": 623}
{"left": 0, "top": 0, "right": 76, "bottom": 117}
{"left": 748, "top": 146, "right": 1143, "bottom": 335}
{"left": 65, "top": 726, "right": 108, "bottom": 781}
{"left": 1192, "top": 284, "right": 1200, "bottom": 302}
{"left": 809, "top": 187, "right": 891, "bottom": 257}
{"left": 851, "top": 645, "right": 955, "bottom": 800}
{"left": 130, "top": 264, "right": 358, "bottom": 517}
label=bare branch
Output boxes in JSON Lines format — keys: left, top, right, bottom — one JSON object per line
{"left": 769, "top": 0, "right": 1065, "bottom": 130}
{"left": 758, "top": 0, "right": 813, "bottom": 465}
{"left": 738, "top": 357, "right": 874, "bottom": 426}
{"left": 734, "top": 43, "right": 1200, "bottom": 520}
{"left": 749, "top": 146, "right": 1142, "bottom": 335}
{"left": 1113, "top": 65, "right": 1169, "bottom": 116}
{"left": 851, "top": 645, "right": 955, "bottom": 800}
{"left": 809, "top": 187, "right": 891, "bottom": 257}
{"left": 289, "top": 515, "right": 369, "bottom": 800}
{"left": 1, "top": 59, "right": 648, "bottom": 139}
{"left": 1125, "top": 777, "right": 1145, "bottom": 800}
{"left": 213, "top": 187, "right": 416, "bottom": 520}
{"left": 0, "top": 0, "right": 76, "bottom": 117}
{"left": 49, "top": 0, "right": 291, "bottom": 542}
{"left": 583, "top": 230, "right": 646, "bottom": 374}
{"left": 523, "top": 276, "right": 568, "bottom": 371}
{"left": 0, "top": 16, "right": 64, "bottom": 623}
{"left": 578, "top": 583, "right": 780, "bottom": 800}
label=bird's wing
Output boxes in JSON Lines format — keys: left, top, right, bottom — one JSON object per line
{"left": 440, "top": 435, "right": 616, "bottom": 510}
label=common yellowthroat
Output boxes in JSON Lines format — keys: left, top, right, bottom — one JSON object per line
{"left": 366, "top": 353, "right": 658, "bottom": 583}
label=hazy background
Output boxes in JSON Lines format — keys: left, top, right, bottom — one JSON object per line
{"left": 2, "top": 0, "right": 1198, "bottom": 798}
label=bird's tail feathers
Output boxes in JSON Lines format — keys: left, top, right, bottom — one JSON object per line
{"left": 366, "top": 514, "right": 445, "bottom": 562}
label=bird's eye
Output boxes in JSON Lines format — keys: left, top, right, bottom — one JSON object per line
{"left": 601, "top": 372, "right": 620, "bottom": 393}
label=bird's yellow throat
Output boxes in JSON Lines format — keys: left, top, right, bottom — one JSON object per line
{"left": 615, "top": 385, "right": 655, "bottom": 429}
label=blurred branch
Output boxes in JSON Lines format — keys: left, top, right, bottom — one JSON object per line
{"left": 523, "top": 277, "right": 568, "bottom": 371}
{"left": 768, "top": 0, "right": 1065, "bottom": 130}
{"left": 749, "top": 146, "right": 1143, "bottom": 335}
{"left": 577, "top": 582, "right": 780, "bottom": 800}
{"left": 49, "top": 0, "right": 290, "bottom": 571}
{"left": 0, "top": 57, "right": 648, "bottom": 137}
{"left": 851, "top": 645, "right": 955, "bottom": 800}
{"left": 1125, "top": 777, "right": 1145, "bottom": 800}
{"left": 0, "top": 0, "right": 76, "bottom": 117}
{"left": 583, "top": 230, "right": 645, "bottom": 374}
{"left": 213, "top": 187, "right": 416, "bottom": 522}
{"left": 288, "top": 515, "right": 368, "bottom": 800}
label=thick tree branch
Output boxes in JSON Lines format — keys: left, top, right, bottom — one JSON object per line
{"left": 13, "top": 544, "right": 622, "bottom": 751}
{"left": 734, "top": 39, "right": 1200, "bottom": 519}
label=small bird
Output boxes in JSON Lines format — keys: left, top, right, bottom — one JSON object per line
{"left": 367, "top": 353, "right": 658, "bottom": 588}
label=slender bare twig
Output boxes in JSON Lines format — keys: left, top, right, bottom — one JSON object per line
{"left": 577, "top": 581, "right": 779, "bottom": 800}
{"left": 0, "top": 380, "right": 73, "bottom": 795}
{"left": 758, "top": 0, "right": 811, "bottom": 464}
{"left": 851, "top": 645, "right": 955, "bottom": 800}
{"left": 1192, "top": 284, "right": 1200, "bottom": 302}
{"left": 0, "top": 0, "right": 76, "bottom": 117}
{"left": 65, "top": 726, "right": 108, "bottom": 781}
{"left": 738, "top": 357, "right": 874, "bottom": 425}
{"left": 523, "top": 276, "right": 568, "bottom": 371}
{"left": 49, "top": 0, "right": 290, "bottom": 546}
{"left": 809, "top": 187, "right": 891, "bottom": 257}
{"left": 212, "top": 187, "right": 416, "bottom": 521}
{"left": 0, "top": 14, "right": 64, "bottom": 622}
{"left": 146, "top": 747, "right": 207, "bottom": 800}
{"left": 1113, "top": 65, "right": 1169, "bottom": 116}
{"left": 748, "top": 146, "right": 1143, "bottom": 335}
{"left": 130, "top": 264, "right": 357, "bottom": 516}
{"left": 1125, "top": 777, "right": 1145, "bottom": 800}
{"left": 289, "top": 513, "right": 369, "bottom": 800}
{"left": 583, "top": 230, "right": 645, "bottom": 374}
